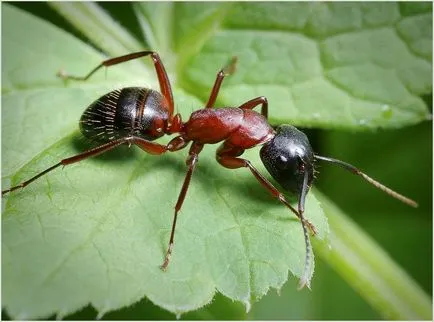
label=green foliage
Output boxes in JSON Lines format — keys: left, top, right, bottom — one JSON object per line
{"left": 2, "top": 2, "right": 432, "bottom": 320}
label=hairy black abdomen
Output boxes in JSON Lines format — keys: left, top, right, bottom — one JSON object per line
{"left": 79, "top": 87, "right": 168, "bottom": 142}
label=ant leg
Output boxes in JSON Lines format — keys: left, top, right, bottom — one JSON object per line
{"left": 2, "top": 138, "right": 128, "bottom": 195}
{"left": 216, "top": 146, "right": 316, "bottom": 289}
{"left": 58, "top": 51, "right": 174, "bottom": 116}
{"left": 133, "top": 136, "right": 188, "bottom": 154}
{"left": 238, "top": 96, "right": 268, "bottom": 119}
{"left": 205, "top": 57, "right": 238, "bottom": 108}
{"left": 204, "top": 58, "right": 267, "bottom": 118}
{"left": 161, "top": 142, "right": 203, "bottom": 270}
{"left": 216, "top": 144, "right": 316, "bottom": 234}
{"left": 2, "top": 136, "right": 175, "bottom": 196}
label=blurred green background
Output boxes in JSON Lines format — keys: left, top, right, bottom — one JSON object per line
{"left": 3, "top": 2, "right": 432, "bottom": 320}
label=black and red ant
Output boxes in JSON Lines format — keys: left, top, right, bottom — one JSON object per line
{"left": 2, "top": 51, "right": 417, "bottom": 289}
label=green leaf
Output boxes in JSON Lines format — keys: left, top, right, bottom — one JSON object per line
{"left": 48, "top": 2, "right": 144, "bottom": 56}
{"left": 63, "top": 292, "right": 247, "bottom": 320}
{"left": 2, "top": 2, "right": 431, "bottom": 320}
{"left": 2, "top": 4, "right": 327, "bottom": 319}
{"left": 179, "top": 2, "right": 431, "bottom": 129}
{"left": 313, "top": 190, "right": 432, "bottom": 320}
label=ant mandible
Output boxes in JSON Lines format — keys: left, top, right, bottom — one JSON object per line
{"left": 2, "top": 51, "right": 418, "bottom": 289}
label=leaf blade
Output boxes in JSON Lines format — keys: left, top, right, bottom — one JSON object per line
{"left": 180, "top": 2, "right": 431, "bottom": 129}
{"left": 313, "top": 190, "right": 432, "bottom": 320}
{"left": 2, "top": 2, "right": 431, "bottom": 319}
{"left": 2, "top": 4, "right": 328, "bottom": 319}
{"left": 48, "top": 2, "right": 144, "bottom": 57}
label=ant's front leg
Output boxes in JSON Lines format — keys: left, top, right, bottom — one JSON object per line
{"left": 216, "top": 143, "right": 317, "bottom": 234}
{"left": 216, "top": 143, "right": 316, "bottom": 289}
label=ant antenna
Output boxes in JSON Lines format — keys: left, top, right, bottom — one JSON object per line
{"left": 297, "top": 167, "right": 314, "bottom": 290}
{"left": 314, "top": 155, "right": 418, "bottom": 208}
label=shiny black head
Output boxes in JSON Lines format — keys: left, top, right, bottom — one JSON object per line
{"left": 260, "top": 125, "right": 314, "bottom": 213}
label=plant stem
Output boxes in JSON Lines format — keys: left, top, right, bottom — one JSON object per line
{"left": 49, "top": 3, "right": 143, "bottom": 57}
{"left": 313, "top": 190, "right": 432, "bottom": 320}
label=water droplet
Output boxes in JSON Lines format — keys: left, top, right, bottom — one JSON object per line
{"left": 358, "top": 119, "right": 367, "bottom": 126}
{"left": 381, "top": 105, "right": 393, "bottom": 119}
{"left": 312, "top": 112, "right": 321, "bottom": 119}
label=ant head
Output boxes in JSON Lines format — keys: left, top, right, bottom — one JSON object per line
{"left": 260, "top": 125, "right": 315, "bottom": 213}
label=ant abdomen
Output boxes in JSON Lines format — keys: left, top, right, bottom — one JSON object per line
{"left": 80, "top": 87, "right": 169, "bottom": 142}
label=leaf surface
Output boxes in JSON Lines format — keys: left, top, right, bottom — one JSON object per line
{"left": 2, "top": 2, "right": 431, "bottom": 319}
{"left": 177, "top": 2, "right": 431, "bottom": 129}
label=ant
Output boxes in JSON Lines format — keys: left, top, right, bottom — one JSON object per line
{"left": 2, "top": 51, "right": 418, "bottom": 289}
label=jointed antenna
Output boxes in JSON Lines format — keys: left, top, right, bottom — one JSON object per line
{"left": 314, "top": 155, "right": 418, "bottom": 208}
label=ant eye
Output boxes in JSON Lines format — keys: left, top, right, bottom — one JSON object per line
{"left": 299, "top": 162, "right": 305, "bottom": 172}
{"left": 296, "top": 157, "right": 307, "bottom": 174}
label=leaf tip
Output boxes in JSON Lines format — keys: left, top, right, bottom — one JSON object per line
{"left": 297, "top": 278, "right": 311, "bottom": 291}
{"left": 96, "top": 308, "right": 108, "bottom": 320}
{"left": 276, "top": 287, "right": 282, "bottom": 296}
{"left": 15, "top": 311, "right": 30, "bottom": 320}
{"left": 243, "top": 299, "right": 251, "bottom": 313}
{"left": 55, "top": 310, "right": 69, "bottom": 321}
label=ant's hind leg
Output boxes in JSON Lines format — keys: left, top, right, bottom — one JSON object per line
{"left": 2, "top": 139, "right": 127, "bottom": 196}
{"left": 2, "top": 137, "right": 172, "bottom": 196}
{"left": 57, "top": 51, "right": 175, "bottom": 116}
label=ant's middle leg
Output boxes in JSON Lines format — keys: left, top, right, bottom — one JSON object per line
{"left": 58, "top": 51, "right": 174, "bottom": 116}
{"left": 161, "top": 141, "right": 203, "bottom": 270}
